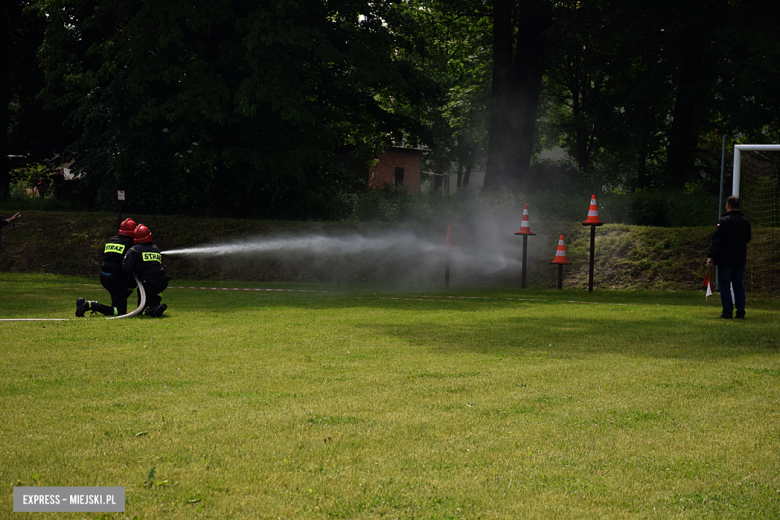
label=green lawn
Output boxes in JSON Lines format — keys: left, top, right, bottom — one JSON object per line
{"left": 1, "top": 274, "right": 779, "bottom": 519}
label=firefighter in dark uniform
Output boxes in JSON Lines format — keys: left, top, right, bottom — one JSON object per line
{"left": 76, "top": 218, "right": 137, "bottom": 317}
{"left": 123, "top": 224, "right": 169, "bottom": 317}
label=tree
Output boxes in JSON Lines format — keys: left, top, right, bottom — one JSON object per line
{"left": 35, "top": 0, "right": 435, "bottom": 216}
{"left": 483, "top": 0, "right": 551, "bottom": 191}
{"left": 389, "top": 0, "right": 491, "bottom": 193}
{"left": 3, "top": 1, "right": 72, "bottom": 197}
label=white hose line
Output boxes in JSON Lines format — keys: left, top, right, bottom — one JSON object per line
{"left": 107, "top": 274, "right": 146, "bottom": 320}
{"left": 0, "top": 319, "right": 72, "bottom": 322}
{"left": 0, "top": 274, "right": 147, "bottom": 322}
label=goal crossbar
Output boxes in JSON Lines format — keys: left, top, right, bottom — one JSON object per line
{"left": 732, "top": 144, "right": 780, "bottom": 196}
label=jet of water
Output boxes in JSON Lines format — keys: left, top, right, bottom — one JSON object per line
{"left": 161, "top": 232, "right": 445, "bottom": 257}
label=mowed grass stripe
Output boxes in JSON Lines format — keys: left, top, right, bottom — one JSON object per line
{"left": 1, "top": 274, "right": 779, "bottom": 519}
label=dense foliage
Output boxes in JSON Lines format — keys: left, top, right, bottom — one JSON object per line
{"left": 4, "top": 0, "right": 780, "bottom": 218}
{"left": 21, "top": 0, "right": 438, "bottom": 216}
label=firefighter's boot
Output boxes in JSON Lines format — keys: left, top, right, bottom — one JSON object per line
{"left": 75, "top": 298, "right": 90, "bottom": 317}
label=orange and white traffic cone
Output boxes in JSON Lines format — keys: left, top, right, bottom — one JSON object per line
{"left": 582, "top": 195, "right": 604, "bottom": 225}
{"left": 445, "top": 226, "right": 453, "bottom": 244}
{"left": 514, "top": 205, "right": 536, "bottom": 236}
{"left": 551, "top": 235, "right": 571, "bottom": 265}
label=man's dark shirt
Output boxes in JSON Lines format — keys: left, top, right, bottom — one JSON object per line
{"left": 102, "top": 235, "right": 135, "bottom": 273}
{"left": 123, "top": 242, "right": 167, "bottom": 281}
{"left": 707, "top": 210, "right": 752, "bottom": 266}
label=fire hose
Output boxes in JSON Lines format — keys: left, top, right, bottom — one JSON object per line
{"left": 108, "top": 274, "right": 146, "bottom": 320}
{"left": 0, "top": 274, "right": 146, "bottom": 321}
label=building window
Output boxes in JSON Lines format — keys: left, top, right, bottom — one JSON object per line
{"left": 394, "top": 167, "right": 405, "bottom": 186}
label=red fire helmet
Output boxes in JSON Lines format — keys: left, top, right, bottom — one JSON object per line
{"left": 118, "top": 218, "right": 137, "bottom": 236}
{"left": 133, "top": 224, "right": 153, "bottom": 244}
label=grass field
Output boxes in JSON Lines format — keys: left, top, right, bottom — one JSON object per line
{"left": 2, "top": 273, "right": 780, "bottom": 519}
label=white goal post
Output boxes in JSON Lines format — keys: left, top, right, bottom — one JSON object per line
{"left": 732, "top": 144, "right": 780, "bottom": 196}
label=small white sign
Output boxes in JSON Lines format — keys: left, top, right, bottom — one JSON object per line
{"left": 117, "top": 190, "right": 126, "bottom": 201}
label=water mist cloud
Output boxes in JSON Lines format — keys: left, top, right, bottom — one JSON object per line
{"left": 159, "top": 206, "right": 557, "bottom": 287}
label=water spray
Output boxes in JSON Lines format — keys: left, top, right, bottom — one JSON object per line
{"left": 161, "top": 232, "right": 446, "bottom": 257}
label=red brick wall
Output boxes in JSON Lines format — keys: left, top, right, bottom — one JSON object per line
{"left": 368, "top": 148, "right": 423, "bottom": 193}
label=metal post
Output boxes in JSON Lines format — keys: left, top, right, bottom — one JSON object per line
{"left": 732, "top": 144, "right": 780, "bottom": 197}
{"left": 588, "top": 225, "right": 596, "bottom": 292}
{"left": 732, "top": 146, "right": 741, "bottom": 197}
{"left": 445, "top": 226, "right": 452, "bottom": 288}
{"left": 718, "top": 135, "right": 726, "bottom": 223}
{"left": 521, "top": 235, "right": 528, "bottom": 288}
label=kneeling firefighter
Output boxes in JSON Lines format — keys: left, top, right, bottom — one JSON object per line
{"left": 122, "top": 224, "right": 170, "bottom": 317}
{"left": 76, "top": 218, "right": 138, "bottom": 317}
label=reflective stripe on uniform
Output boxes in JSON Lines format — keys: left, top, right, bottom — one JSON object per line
{"left": 104, "top": 243, "right": 126, "bottom": 254}
{"left": 142, "top": 252, "right": 162, "bottom": 263}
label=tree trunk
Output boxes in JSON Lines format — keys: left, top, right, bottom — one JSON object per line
{"left": 663, "top": 0, "right": 724, "bottom": 191}
{"left": 484, "top": 0, "right": 551, "bottom": 192}
{"left": 0, "top": 1, "right": 15, "bottom": 198}
{"left": 433, "top": 156, "right": 446, "bottom": 194}
{"left": 664, "top": 44, "right": 703, "bottom": 190}
{"left": 0, "top": 80, "right": 9, "bottom": 199}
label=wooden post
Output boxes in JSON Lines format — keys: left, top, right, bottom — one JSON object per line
{"left": 445, "top": 226, "right": 452, "bottom": 288}
{"left": 557, "top": 264, "right": 563, "bottom": 289}
{"left": 588, "top": 224, "right": 595, "bottom": 292}
{"left": 514, "top": 230, "right": 535, "bottom": 289}
{"left": 582, "top": 223, "right": 603, "bottom": 293}
{"left": 521, "top": 235, "right": 529, "bottom": 288}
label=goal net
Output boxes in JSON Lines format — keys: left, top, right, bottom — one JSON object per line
{"left": 735, "top": 146, "right": 780, "bottom": 294}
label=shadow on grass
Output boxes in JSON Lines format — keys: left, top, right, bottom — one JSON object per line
{"left": 350, "top": 312, "right": 780, "bottom": 361}
{"left": 2, "top": 278, "right": 779, "bottom": 363}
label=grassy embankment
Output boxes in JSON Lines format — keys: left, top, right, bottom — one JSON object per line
{"left": 1, "top": 274, "right": 779, "bottom": 519}
{"left": 4, "top": 210, "right": 778, "bottom": 291}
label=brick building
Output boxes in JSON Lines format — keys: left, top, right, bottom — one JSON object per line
{"left": 368, "top": 147, "right": 423, "bottom": 193}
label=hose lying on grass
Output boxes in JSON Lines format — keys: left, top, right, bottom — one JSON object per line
{"left": 0, "top": 274, "right": 147, "bottom": 321}
{"left": 107, "top": 274, "right": 146, "bottom": 320}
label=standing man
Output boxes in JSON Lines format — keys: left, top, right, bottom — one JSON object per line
{"left": 707, "top": 196, "right": 752, "bottom": 319}
{"left": 123, "top": 224, "right": 169, "bottom": 318}
{"left": 0, "top": 212, "right": 21, "bottom": 247}
{"left": 76, "top": 218, "right": 138, "bottom": 317}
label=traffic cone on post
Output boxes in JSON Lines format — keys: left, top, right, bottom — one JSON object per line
{"left": 550, "top": 235, "right": 571, "bottom": 289}
{"left": 514, "top": 205, "right": 536, "bottom": 236}
{"left": 582, "top": 195, "right": 604, "bottom": 292}
{"left": 514, "top": 205, "right": 536, "bottom": 289}
{"left": 445, "top": 226, "right": 452, "bottom": 288}
{"left": 582, "top": 195, "right": 604, "bottom": 225}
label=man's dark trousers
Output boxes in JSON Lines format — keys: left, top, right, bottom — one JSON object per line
{"left": 718, "top": 265, "right": 746, "bottom": 316}
{"left": 100, "top": 271, "right": 135, "bottom": 315}
{"left": 137, "top": 275, "right": 169, "bottom": 311}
